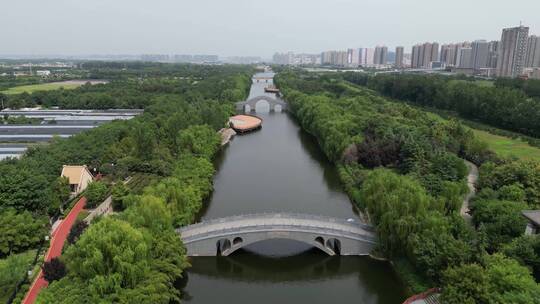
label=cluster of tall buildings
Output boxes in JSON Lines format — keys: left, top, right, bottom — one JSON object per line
{"left": 273, "top": 24, "right": 540, "bottom": 78}
{"left": 273, "top": 46, "right": 393, "bottom": 68}
{"left": 411, "top": 42, "right": 440, "bottom": 69}
{"left": 320, "top": 46, "right": 391, "bottom": 67}
{"left": 399, "top": 25, "right": 540, "bottom": 78}
{"left": 272, "top": 52, "right": 320, "bottom": 65}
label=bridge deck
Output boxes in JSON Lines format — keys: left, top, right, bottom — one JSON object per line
{"left": 178, "top": 213, "right": 375, "bottom": 243}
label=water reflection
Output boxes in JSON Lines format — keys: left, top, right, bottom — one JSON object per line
{"left": 182, "top": 249, "right": 406, "bottom": 304}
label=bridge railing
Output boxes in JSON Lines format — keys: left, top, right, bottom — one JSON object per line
{"left": 179, "top": 224, "right": 378, "bottom": 244}
{"left": 177, "top": 213, "right": 375, "bottom": 237}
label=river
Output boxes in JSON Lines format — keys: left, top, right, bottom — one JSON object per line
{"left": 181, "top": 72, "right": 407, "bottom": 304}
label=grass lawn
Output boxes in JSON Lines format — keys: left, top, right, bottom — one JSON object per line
{"left": 0, "top": 250, "right": 37, "bottom": 302}
{"left": 472, "top": 129, "right": 540, "bottom": 161}
{"left": 449, "top": 79, "right": 494, "bottom": 87}
{"left": 1, "top": 82, "right": 83, "bottom": 95}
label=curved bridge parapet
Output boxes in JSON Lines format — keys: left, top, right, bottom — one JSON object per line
{"left": 177, "top": 213, "right": 377, "bottom": 256}
{"left": 235, "top": 95, "right": 288, "bottom": 112}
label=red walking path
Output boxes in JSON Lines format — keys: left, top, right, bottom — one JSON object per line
{"left": 22, "top": 197, "right": 87, "bottom": 304}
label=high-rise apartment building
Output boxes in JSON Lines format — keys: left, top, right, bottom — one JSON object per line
{"left": 411, "top": 44, "right": 421, "bottom": 68}
{"left": 321, "top": 51, "right": 335, "bottom": 65}
{"left": 374, "top": 46, "right": 388, "bottom": 65}
{"left": 351, "top": 48, "right": 361, "bottom": 66}
{"left": 395, "top": 46, "right": 404, "bottom": 68}
{"left": 496, "top": 25, "right": 529, "bottom": 77}
{"left": 337, "top": 51, "right": 348, "bottom": 66}
{"left": 456, "top": 47, "right": 473, "bottom": 68}
{"left": 440, "top": 44, "right": 454, "bottom": 66}
{"left": 411, "top": 42, "right": 439, "bottom": 68}
{"left": 488, "top": 41, "right": 499, "bottom": 69}
{"left": 526, "top": 35, "right": 540, "bottom": 68}
{"left": 471, "top": 40, "right": 490, "bottom": 69}
{"left": 359, "top": 48, "right": 375, "bottom": 66}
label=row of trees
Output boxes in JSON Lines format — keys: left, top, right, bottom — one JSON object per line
{"left": 344, "top": 73, "right": 540, "bottom": 138}
{"left": 277, "top": 70, "right": 540, "bottom": 302}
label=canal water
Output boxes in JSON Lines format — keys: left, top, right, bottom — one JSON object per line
{"left": 182, "top": 73, "right": 407, "bottom": 304}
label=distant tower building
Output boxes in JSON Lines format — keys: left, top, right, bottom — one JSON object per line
{"left": 351, "top": 48, "right": 361, "bottom": 66}
{"left": 411, "top": 44, "right": 422, "bottom": 68}
{"left": 374, "top": 46, "right": 388, "bottom": 65}
{"left": 457, "top": 47, "right": 473, "bottom": 68}
{"left": 347, "top": 48, "right": 355, "bottom": 65}
{"left": 360, "top": 48, "right": 375, "bottom": 66}
{"left": 526, "top": 35, "right": 540, "bottom": 68}
{"left": 336, "top": 51, "right": 348, "bottom": 66}
{"left": 429, "top": 42, "right": 440, "bottom": 67}
{"left": 496, "top": 25, "right": 529, "bottom": 77}
{"left": 488, "top": 41, "right": 499, "bottom": 68}
{"left": 411, "top": 42, "right": 439, "bottom": 68}
{"left": 395, "top": 46, "right": 404, "bottom": 68}
{"left": 440, "top": 44, "right": 452, "bottom": 66}
{"left": 471, "top": 40, "right": 490, "bottom": 70}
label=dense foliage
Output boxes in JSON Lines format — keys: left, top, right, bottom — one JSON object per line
{"left": 0, "top": 209, "right": 47, "bottom": 257}
{"left": 344, "top": 73, "right": 540, "bottom": 138}
{"left": 84, "top": 181, "right": 109, "bottom": 208}
{"left": 0, "top": 63, "right": 253, "bottom": 302}
{"left": 441, "top": 254, "right": 540, "bottom": 304}
{"left": 276, "top": 70, "right": 540, "bottom": 298}
{"left": 0, "top": 250, "right": 36, "bottom": 302}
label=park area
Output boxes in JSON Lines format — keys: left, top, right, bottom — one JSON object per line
{"left": 1, "top": 80, "right": 108, "bottom": 95}
{"left": 472, "top": 128, "right": 540, "bottom": 161}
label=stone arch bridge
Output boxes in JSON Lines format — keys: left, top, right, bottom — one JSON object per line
{"left": 177, "top": 213, "right": 377, "bottom": 256}
{"left": 235, "top": 96, "right": 288, "bottom": 112}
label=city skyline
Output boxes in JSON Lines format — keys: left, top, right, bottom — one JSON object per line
{"left": 1, "top": 0, "right": 540, "bottom": 57}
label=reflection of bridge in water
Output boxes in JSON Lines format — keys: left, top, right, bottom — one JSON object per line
{"left": 177, "top": 213, "right": 377, "bottom": 257}
{"left": 235, "top": 95, "right": 288, "bottom": 112}
{"left": 187, "top": 253, "right": 390, "bottom": 283}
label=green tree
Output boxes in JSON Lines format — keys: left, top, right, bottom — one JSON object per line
{"left": 84, "top": 181, "right": 109, "bottom": 208}
{"left": 472, "top": 199, "right": 528, "bottom": 251}
{"left": 484, "top": 254, "right": 540, "bottom": 303}
{"left": 360, "top": 169, "right": 433, "bottom": 254}
{"left": 177, "top": 125, "right": 221, "bottom": 158}
{"left": 111, "top": 182, "right": 129, "bottom": 211}
{"left": 503, "top": 235, "right": 540, "bottom": 281}
{"left": 440, "top": 263, "right": 490, "bottom": 304}
{"left": 0, "top": 209, "right": 48, "bottom": 257}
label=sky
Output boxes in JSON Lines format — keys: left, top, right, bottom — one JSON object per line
{"left": 1, "top": 0, "right": 539, "bottom": 58}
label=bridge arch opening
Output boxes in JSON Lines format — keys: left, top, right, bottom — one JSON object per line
{"left": 216, "top": 239, "right": 231, "bottom": 256}
{"left": 244, "top": 104, "right": 251, "bottom": 112}
{"left": 315, "top": 236, "right": 324, "bottom": 246}
{"left": 325, "top": 238, "right": 341, "bottom": 255}
{"left": 255, "top": 100, "right": 270, "bottom": 113}
{"left": 233, "top": 237, "right": 243, "bottom": 245}
{"left": 274, "top": 104, "right": 282, "bottom": 112}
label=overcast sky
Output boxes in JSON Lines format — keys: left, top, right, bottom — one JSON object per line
{"left": 1, "top": 0, "right": 539, "bottom": 58}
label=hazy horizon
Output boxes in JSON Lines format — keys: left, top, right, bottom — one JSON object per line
{"left": 1, "top": 0, "right": 539, "bottom": 58}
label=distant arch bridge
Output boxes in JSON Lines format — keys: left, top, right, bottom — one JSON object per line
{"left": 235, "top": 95, "right": 288, "bottom": 112}
{"left": 177, "top": 213, "right": 377, "bottom": 256}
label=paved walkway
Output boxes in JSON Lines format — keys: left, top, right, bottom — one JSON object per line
{"left": 22, "top": 197, "right": 87, "bottom": 304}
{"left": 460, "top": 160, "right": 479, "bottom": 224}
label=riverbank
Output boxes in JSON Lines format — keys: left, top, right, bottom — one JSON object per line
{"left": 218, "top": 128, "right": 236, "bottom": 146}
